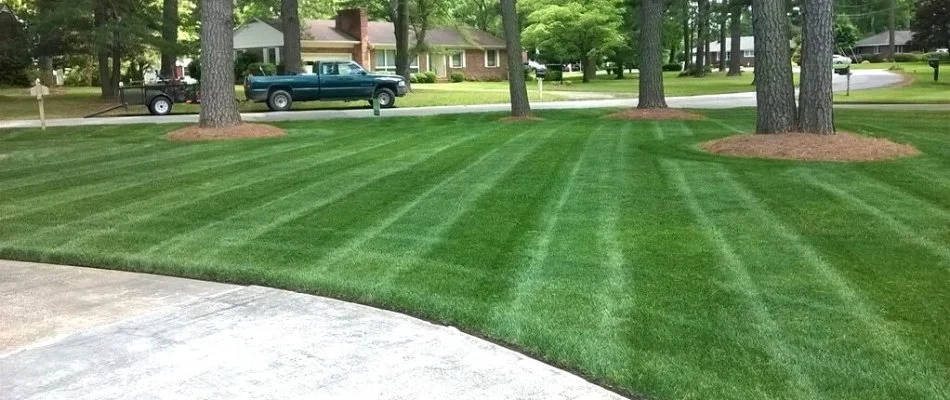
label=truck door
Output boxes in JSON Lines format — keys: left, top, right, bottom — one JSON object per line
{"left": 339, "top": 62, "right": 376, "bottom": 98}
{"left": 318, "top": 62, "right": 348, "bottom": 99}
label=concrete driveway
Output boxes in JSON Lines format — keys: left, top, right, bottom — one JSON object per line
{"left": 0, "top": 260, "right": 627, "bottom": 400}
{"left": 2, "top": 70, "right": 937, "bottom": 130}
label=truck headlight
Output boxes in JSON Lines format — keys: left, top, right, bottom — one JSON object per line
{"left": 398, "top": 80, "right": 407, "bottom": 87}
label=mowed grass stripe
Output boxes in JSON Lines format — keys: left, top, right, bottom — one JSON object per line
{"left": 702, "top": 164, "right": 950, "bottom": 398}
{"left": 663, "top": 159, "right": 817, "bottom": 399}
{"left": 30, "top": 132, "right": 419, "bottom": 252}
{"left": 154, "top": 122, "right": 499, "bottom": 263}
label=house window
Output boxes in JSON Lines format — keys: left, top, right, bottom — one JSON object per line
{"left": 485, "top": 49, "right": 499, "bottom": 68}
{"left": 743, "top": 50, "right": 754, "bottom": 58}
{"left": 375, "top": 50, "right": 420, "bottom": 73}
{"left": 449, "top": 50, "right": 466, "bottom": 68}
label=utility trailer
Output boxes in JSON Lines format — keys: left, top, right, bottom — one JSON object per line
{"left": 85, "top": 80, "right": 200, "bottom": 118}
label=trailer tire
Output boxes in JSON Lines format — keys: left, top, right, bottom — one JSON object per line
{"left": 149, "top": 96, "right": 173, "bottom": 116}
{"left": 267, "top": 90, "right": 293, "bottom": 112}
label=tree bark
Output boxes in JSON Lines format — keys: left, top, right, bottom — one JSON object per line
{"left": 111, "top": 39, "right": 121, "bottom": 98}
{"left": 39, "top": 56, "right": 56, "bottom": 86}
{"left": 95, "top": 0, "right": 113, "bottom": 100}
{"left": 727, "top": 6, "right": 742, "bottom": 76}
{"left": 887, "top": 0, "right": 896, "bottom": 60}
{"left": 394, "top": 0, "right": 411, "bottom": 82}
{"left": 500, "top": 0, "right": 531, "bottom": 117}
{"left": 798, "top": 0, "right": 834, "bottom": 134}
{"left": 752, "top": 0, "right": 798, "bottom": 133}
{"left": 694, "top": 0, "right": 709, "bottom": 76}
{"left": 583, "top": 54, "right": 597, "bottom": 83}
{"left": 638, "top": 0, "right": 668, "bottom": 109}
{"left": 199, "top": 0, "right": 242, "bottom": 128}
{"left": 718, "top": 18, "right": 727, "bottom": 71}
{"left": 683, "top": 4, "right": 691, "bottom": 67}
{"left": 161, "top": 0, "right": 178, "bottom": 78}
{"left": 281, "top": 0, "right": 302, "bottom": 73}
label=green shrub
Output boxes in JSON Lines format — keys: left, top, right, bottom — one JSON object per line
{"left": 187, "top": 58, "right": 201, "bottom": 81}
{"left": 662, "top": 63, "right": 684, "bottom": 72}
{"left": 867, "top": 53, "right": 886, "bottom": 63}
{"left": 893, "top": 53, "right": 921, "bottom": 62}
{"left": 450, "top": 72, "right": 464, "bottom": 82}
{"left": 233, "top": 51, "right": 263, "bottom": 83}
{"left": 247, "top": 62, "right": 277, "bottom": 77}
{"left": 860, "top": 60, "right": 871, "bottom": 64}
{"left": 925, "top": 52, "right": 950, "bottom": 62}
{"left": 409, "top": 74, "right": 419, "bottom": 84}
{"left": 423, "top": 71, "right": 437, "bottom": 83}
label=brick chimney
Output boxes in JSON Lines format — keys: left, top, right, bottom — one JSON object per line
{"left": 335, "top": 8, "right": 369, "bottom": 68}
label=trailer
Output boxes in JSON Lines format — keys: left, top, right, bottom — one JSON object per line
{"left": 85, "top": 80, "right": 200, "bottom": 118}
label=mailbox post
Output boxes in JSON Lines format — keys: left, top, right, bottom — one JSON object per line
{"left": 929, "top": 57, "right": 940, "bottom": 82}
{"left": 535, "top": 68, "right": 547, "bottom": 101}
{"left": 29, "top": 79, "right": 50, "bottom": 131}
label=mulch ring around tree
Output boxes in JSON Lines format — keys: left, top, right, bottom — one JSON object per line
{"left": 701, "top": 132, "right": 920, "bottom": 162}
{"left": 498, "top": 116, "right": 545, "bottom": 123}
{"left": 167, "top": 123, "right": 285, "bottom": 142}
{"left": 605, "top": 108, "right": 707, "bottom": 121}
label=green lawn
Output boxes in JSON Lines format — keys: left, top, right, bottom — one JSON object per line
{"left": 0, "top": 85, "right": 561, "bottom": 120}
{"left": 1, "top": 109, "right": 949, "bottom": 399}
{"left": 421, "top": 71, "right": 789, "bottom": 96}
{"left": 835, "top": 67, "right": 949, "bottom": 104}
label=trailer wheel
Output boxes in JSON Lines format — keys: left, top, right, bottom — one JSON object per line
{"left": 374, "top": 88, "right": 396, "bottom": 109}
{"left": 268, "top": 90, "right": 293, "bottom": 112}
{"left": 149, "top": 96, "right": 173, "bottom": 116}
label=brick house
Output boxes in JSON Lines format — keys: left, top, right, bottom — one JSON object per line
{"left": 853, "top": 31, "right": 914, "bottom": 59}
{"left": 696, "top": 36, "right": 794, "bottom": 68}
{"left": 233, "top": 9, "right": 509, "bottom": 81}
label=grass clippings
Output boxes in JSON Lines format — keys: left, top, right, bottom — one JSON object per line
{"left": 605, "top": 108, "right": 706, "bottom": 121}
{"left": 702, "top": 131, "right": 920, "bottom": 162}
{"left": 167, "top": 123, "right": 285, "bottom": 142}
{"left": 498, "top": 115, "right": 545, "bottom": 123}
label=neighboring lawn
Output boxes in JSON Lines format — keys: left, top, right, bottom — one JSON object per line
{"left": 420, "top": 71, "right": 792, "bottom": 96}
{"left": 2, "top": 109, "right": 949, "bottom": 400}
{"left": 847, "top": 61, "right": 932, "bottom": 70}
{"left": 834, "top": 66, "right": 949, "bottom": 104}
{"left": 0, "top": 85, "right": 562, "bottom": 120}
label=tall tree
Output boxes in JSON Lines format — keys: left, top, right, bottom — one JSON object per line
{"left": 161, "top": 0, "right": 179, "bottom": 78}
{"left": 752, "top": 0, "right": 797, "bottom": 133}
{"left": 727, "top": 0, "right": 744, "bottom": 76}
{"left": 501, "top": 0, "right": 531, "bottom": 117}
{"left": 694, "top": 0, "right": 709, "bottom": 76}
{"left": 394, "top": 0, "right": 410, "bottom": 81}
{"left": 887, "top": 0, "right": 896, "bottom": 59}
{"left": 799, "top": 0, "right": 834, "bottom": 134}
{"left": 638, "top": 0, "right": 667, "bottom": 109}
{"left": 199, "top": 0, "right": 242, "bottom": 128}
{"left": 907, "top": 0, "right": 950, "bottom": 50}
{"left": 282, "top": 0, "right": 302, "bottom": 73}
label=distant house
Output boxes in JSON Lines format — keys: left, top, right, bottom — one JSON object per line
{"left": 853, "top": 30, "right": 914, "bottom": 57}
{"left": 694, "top": 36, "right": 794, "bottom": 68}
{"left": 233, "top": 9, "right": 509, "bottom": 80}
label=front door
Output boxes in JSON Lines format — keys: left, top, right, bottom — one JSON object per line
{"left": 437, "top": 55, "right": 448, "bottom": 79}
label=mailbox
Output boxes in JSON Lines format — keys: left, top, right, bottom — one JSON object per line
{"left": 836, "top": 65, "right": 851, "bottom": 75}
{"left": 535, "top": 68, "right": 547, "bottom": 79}
{"left": 929, "top": 57, "right": 940, "bottom": 81}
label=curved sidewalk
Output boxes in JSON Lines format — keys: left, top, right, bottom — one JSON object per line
{"left": 0, "top": 260, "right": 627, "bottom": 400}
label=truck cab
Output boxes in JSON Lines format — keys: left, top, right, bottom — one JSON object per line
{"left": 244, "top": 61, "right": 408, "bottom": 111}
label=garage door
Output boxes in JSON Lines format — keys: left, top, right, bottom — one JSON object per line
{"left": 302, "top": 53, "right": 352, "bottom": 62}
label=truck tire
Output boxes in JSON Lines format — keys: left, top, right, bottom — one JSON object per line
{"left": 374, "top": 88, "right": 396, "bottom": 109}
{"left": 267, "top": 90, "right": 293, "bottom": 112}
{"left": 148, "top": 96, "right": 173, "bottom": 116}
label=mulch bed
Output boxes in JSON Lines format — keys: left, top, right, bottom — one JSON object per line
{"left": 167, "top": 123, "right": 285, "bottom": 142}
{"left": 605, "top": 108, "right": 706, "bottom": 121}
{"left": 498, "top": 116, "right": 545, "bottom": 123}
{"left": 701, "top": 132, "right": 920, "bottom": 162}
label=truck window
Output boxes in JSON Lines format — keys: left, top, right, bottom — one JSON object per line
{"left": 338, "top": 62, "right": 364, "bottom": 76}
{"left": 320, "top": 63, "right": 339, "bottom": 75}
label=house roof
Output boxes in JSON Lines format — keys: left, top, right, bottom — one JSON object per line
{"left": 286, "top": 18, "right": 504, "bottom": 48}
{"left": 855, "top": 30, "right": 913, "bottom": 47}
{"left": 704, "top": 36, "right": 794, "bottom": 52}
{"left": 303, "top": 20, "right": 360, "bottom": 42}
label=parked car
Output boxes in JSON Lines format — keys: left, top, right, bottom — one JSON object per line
{"left": 833, "top": 54, "right": 852, "bottom": 69}
{"left": 244, "top": 61, "right": 408, "bottom": 111}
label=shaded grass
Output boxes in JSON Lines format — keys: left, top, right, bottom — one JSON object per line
{"left": 1, "top": 109, "right": 949, "bottom": 399}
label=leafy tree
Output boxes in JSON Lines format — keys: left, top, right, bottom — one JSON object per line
{"left": 0, "top": 4, "right": 31, "bottom": 86}
{"left": 799, "top": 0, "right": 834, "bottom": 134}
{"left": 450, "top": 0, "right": 501, "bottom": 35}
{"left": 501, "top": 0, "right": 531, "bottom": 117}
{"left": 834, "top": 15, "right": 860, "bottom": 51}
{"left": 199, "top": 0, "right": 242, "bottom": 128}
{"left": 752, "top": 0, "right": 798, "bottom": 133}
{"left": 908, "top": 0, "right": 950, "bottom": 51}
{"left": 638, "top": 0, "right": 667, "bottom": 108}
{"left": 522, "top": 0, "right": 624, "bottom": 83}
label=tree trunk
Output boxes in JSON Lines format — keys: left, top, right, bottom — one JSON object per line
{"left": 798, "top": 0, "right": 834, "bottom": 134}
{"left": 694, "top": 0, "right": 708, "bottom": 76}
{"left": 500, "top": 0, "right": 531, "bottom": 117}
{"left": 199, "top": 0, "right": 242, "bottom": 128}
{"left": 111, "top": 43, "right": 121, "bottom": 98}
{"left": 95, "top": 0, "right": 113, "bottom": 100}
{"left": 727, "top": 7, "right": 742, "bottom": 76}
{"left": 615, "top": 62, "right": 625, "bottom": 79}
{"left": 752, "top": 0, "right": 798, "bottom": 133}
{"left": 394, "top": 0, "right": 411, "bottom": 82}
{"left": 39, "top": 56, "right": 56, "bottom": 86}
{"left": 887, "top": 0, "right": 896, "bottom": 60}
{"left": 638, "top": 0, "right": 668, "bottom": 109}
{"left": 683, "top": 5, "right": 691, "bottom": 67}
{"left": 718, "top": 18, "right": 727, "bottom": 71}
{"left": 583, "top": 54, "right": 597, "bottom": 83}
{"left": 281, "top": 0, "right": 302, "bottom": 74}
{"left": 669, "top": 43, "right": 678, "bottom": 64}
{"left": 161, "top": 0, "right": 179, "bottom": 78}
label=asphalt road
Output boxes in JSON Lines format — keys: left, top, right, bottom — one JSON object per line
{"left": 0, "top": 70, "right": 933, "bottom": 130}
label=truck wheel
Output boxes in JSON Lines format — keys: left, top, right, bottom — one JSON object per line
{"left": 374, "top": 88, "right": 396, "bottom": 109}
{"left": 268, "top": 90, "right": 293, "bottom": 111}
{"left": 149, "top": 96, "right": 173, "bottom": 116}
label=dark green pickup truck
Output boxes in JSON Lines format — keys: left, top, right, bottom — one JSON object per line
{"left": 244, "top": 61, "right": 408, "bottom": 111}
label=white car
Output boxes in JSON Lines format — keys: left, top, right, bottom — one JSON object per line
{"left": 833, "top": 54, "right": 852, "bottom": 68}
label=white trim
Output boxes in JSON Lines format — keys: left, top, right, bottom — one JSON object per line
{"left": 301, "top": 52, "right": 353, "bottom": 62}
{"left": 484, "top": 49, "right": 500, "bottom": 68}
{"left": 449, "top": 50, "right": 466, "bottom": 68}
{"left": 373, "top": 49, "right": 421, "bottom": 73}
